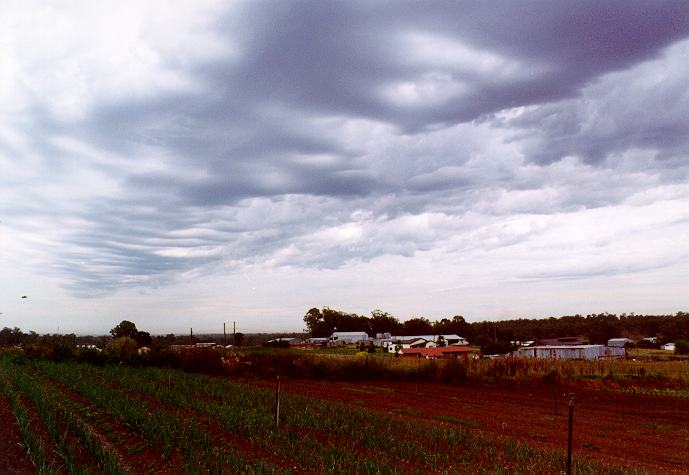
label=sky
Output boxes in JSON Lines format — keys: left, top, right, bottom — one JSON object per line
{"left": 1, "top": 1, "right": 689, "bottom": 335}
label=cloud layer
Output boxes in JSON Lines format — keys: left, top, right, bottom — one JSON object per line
{"left": 2, "top": 1, "right": 688, "bottom": 332}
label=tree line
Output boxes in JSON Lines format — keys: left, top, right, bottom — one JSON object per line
{"left": 304, "top": 308, "right": 689, "bottom": 353}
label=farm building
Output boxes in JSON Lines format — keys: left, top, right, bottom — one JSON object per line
{"left": 330, "top": 331, "right": 370, "bottom": 345}
{"left": 608, "top": 338, "right": 634, "bottom": 347}
{"left": 265, "top": 337, "right": 304, "bottom": 346}
{"left": 532, "top": 336, "right": 589, "bottom": 346}
{"left": 662, "top": 343, "right": 676, "bottom": 352}
{"left": 395, "top": 334, "right": 469, "bottom": 346}
{"left": 399, "top": 346, "right": 478, "bottom": 359}
{"left": 516, "top": 345, "right": 625, "bottom": 360}
{"left": 306, "top": 337, "right": 328, "bottom": 346}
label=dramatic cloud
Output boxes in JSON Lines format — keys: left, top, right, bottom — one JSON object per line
{"left": 1, "top": 0, "right": 688, "bottom": 333}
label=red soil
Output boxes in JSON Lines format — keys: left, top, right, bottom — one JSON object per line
{"left": 0, "top": 395, "right": 35, "bottom": 474}
{"left": 240, "top": 377, "right": 689, "bottom": 473}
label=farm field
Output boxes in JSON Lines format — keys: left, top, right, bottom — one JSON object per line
{"left": 0, "top": 355, "right": 687, "bottom": 474}
{"left": 243, "top": 377, "right": 689, "bottom": 473}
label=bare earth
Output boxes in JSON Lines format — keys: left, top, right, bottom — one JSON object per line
{"left": 0, "top": 395, "right": 35, "bottom": 474}
{"left": 241, "top": 377, "right": 689, "bottom": 473}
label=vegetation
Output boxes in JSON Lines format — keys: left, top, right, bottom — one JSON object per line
{"left": 0, "top": 356, "right": 630, "bottom": 473}
{"left": 303, "top": 307, "right": 689, "bottom": 351}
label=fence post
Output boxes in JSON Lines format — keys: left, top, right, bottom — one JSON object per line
{"left": 566, "top": 395, "right": 575, "bottom": 475}
{"left": 274, "top": 375, "right": 281, "bottom": 428}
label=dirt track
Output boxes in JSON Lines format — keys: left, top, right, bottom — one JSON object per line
{"left": 243, "top": 377, "right": 689, "bottom": 473}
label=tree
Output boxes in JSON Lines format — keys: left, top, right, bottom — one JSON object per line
{"left": 233, "top": 332, "right": 245, "bottom": 347}
{"left": 110, "top": 336, "right": 138, "bottom": 361}
{"left": 401, "top": 317, "right": 433, "bottom": 335}
{"left": 134, "top": 331, "right": 152, "bottom": 347}
{"left": 110, "top": 320, "right": 138, "bottom": 339}
{"left": 369, "top": 309, "right": 401, "bottom": 335}
{"left": 675, "top": 340, "right": 689, "bottom": 355}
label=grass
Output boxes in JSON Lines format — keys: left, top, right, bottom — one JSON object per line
{"left": 434, "top": 415, "right": 481, "bottom": 427}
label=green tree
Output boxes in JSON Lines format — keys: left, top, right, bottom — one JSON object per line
{"left": 401, "top": 317, "right": 433, "bottom": 335}
{"left": 233, "top": 332, "right": 245, "bottom": 347}
{"left": 110, "top": 336, "right": 138, "bottom": 361}
{"left": 110, "top": 320, "right": 138, "bottom": 339}
{"left": 675, "top": 340, "right": 689, "bottom": 355}
{"left": 134, "top": 330, "right": 152, "bottom": 347}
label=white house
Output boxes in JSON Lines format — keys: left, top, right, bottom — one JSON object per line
{"left": 662, "top": 342, "right": 676, "bottom": 352}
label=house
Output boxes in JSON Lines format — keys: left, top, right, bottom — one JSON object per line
{"left": 532, "top": 336, "right": 589, "bottom": 346}
{"left": 608, "top": 338, "right": 634, "bottom": 348}
{"left": 516, "top": 345, "right": 625, "bottom": 360}
{"left": 395, "top": 334, "right": 469, "bottom": 346}
{"left": 662, "top": 342, "right": 676, "bottom": 352}
{"left": 399, "top": 346, "right": 479, "bottom": 359}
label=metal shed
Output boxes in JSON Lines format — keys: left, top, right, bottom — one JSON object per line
{"left": 516, "top": 345, "right": 625, "bottom": 360}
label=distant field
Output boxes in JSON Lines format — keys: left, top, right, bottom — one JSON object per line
{"left": 1, "top": 356, "right": 669, "bottom": 473}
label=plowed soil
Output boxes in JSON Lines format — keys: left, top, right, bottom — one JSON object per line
{"left": 241, "top": 378, "right": 689, "bottom": 473}
{"left": 0, "top": 395, "right": 35, "bottom": 474}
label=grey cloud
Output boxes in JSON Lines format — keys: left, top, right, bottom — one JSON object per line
{"left": 505, "top": 40, "right": 689, "bottom": 169}
{"left": 8, "top": 0, "right": 689, "bottom": 296}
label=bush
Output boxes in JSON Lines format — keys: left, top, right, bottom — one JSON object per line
{"left": 51, "top": 342, "right": 74, "bottom": 362}
{"left": 176, "top": 347, "right": 226, "bottom": 375}
{"left": 75, "top": 347, "right": 107, "bottom": 366}
{"left": 675, "top": 340, "right": 689, "bottom": 355}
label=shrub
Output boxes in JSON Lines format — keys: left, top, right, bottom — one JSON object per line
{"left": 675, "top": 340, "right": 689, "bottom": 355}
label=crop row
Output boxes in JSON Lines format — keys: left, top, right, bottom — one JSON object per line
{"left": 27, "top": 359, "right": 624, "bottom": 473}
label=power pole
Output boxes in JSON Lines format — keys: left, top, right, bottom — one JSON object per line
{"left": 233, "top": 321, "right": 236, "bottom": 344}
{"left": 223, "top": 322, "right": 227, "bottom": 347}
{"left": 190, "top": 327, "right": 193, "bottom": 345}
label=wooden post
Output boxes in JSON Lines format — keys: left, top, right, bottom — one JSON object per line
{"left": 567, "top": 396, "right": 575, "bottom": 475}
{"left": 274, "top": 375, "right": 281, "bottom": 428}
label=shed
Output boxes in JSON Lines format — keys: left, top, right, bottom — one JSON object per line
{"left": 608, "top": 338, "right": 634, "bottom": 348}
{"left": 330, "top": 331, "right": 370, "bottom": 344}
{"left": 532, "top": 336, "right": 589, "bottom": 346}
{"left": 516, "top": 345, "right": 625, "bottom": 360}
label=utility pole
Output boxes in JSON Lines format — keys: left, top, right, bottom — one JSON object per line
{"left": 233, "top": 321, "right": 236, "bottom": 344}
{"left": 190, "top": 327, "right": 193, "bottom": 345}
{"left": 223, "top": 322, "right": 227, "bottom": 347}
